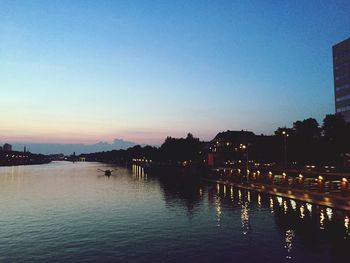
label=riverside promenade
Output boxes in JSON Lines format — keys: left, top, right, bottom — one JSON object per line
{"left": 206, "top": 177, "right": 350, "bottom": 211}
{"left": 132, "top": 160, "right": 350, "bottom": 210}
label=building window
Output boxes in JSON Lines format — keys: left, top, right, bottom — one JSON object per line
{"left": 336, "top": 94, "right": 350, "bottom": 102}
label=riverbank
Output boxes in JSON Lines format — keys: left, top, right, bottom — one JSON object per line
{"left": 0, "top": 151, "right": 51, "bottom": 167}
{"left": 0, "top": 160, "right": 51, "bottom": 167}
{"left": 205, "top": 177, "right": 350, "bottom": 211}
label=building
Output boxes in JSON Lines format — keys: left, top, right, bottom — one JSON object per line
{"left": 207, "top": 130, "right": 256, "bottom": 167}
{"left": 3, "top": 143, "right": 12, "bottom": 152}
{"left": 333, "top": 37, "right": 350, "bottom": 123}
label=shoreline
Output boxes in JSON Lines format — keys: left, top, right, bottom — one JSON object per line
{"left": 0, "top": 160, "right": 52, "bottom": 167}
{"left": 204, "top": 177, "right": 350, "bottom": 211}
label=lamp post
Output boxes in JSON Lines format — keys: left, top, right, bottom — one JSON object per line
{"left": 240, "top": 144, "right": 249, "bottom": 183}
{"left": 282, "top": 131, "right": 289, "bottom": 167}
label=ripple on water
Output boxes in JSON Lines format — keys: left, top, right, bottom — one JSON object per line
{"left": 0, "top": 162, "right": 349, "bottom": 262}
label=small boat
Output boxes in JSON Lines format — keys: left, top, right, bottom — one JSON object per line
{"left": 98, "top": 169, "right": 113, "bottom": 176}
{"left": 104, "top": 170, "right": 112, "bottom": 176}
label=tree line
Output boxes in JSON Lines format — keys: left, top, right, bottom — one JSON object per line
{"left": 273, "top": 113, "right": 350, "bottom": 166}
{"left": 81, "top": 113, "right": 350, "bottom": 169}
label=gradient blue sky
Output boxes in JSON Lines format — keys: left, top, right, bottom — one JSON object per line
{"left": 1, "top": 0, "right": 350, "bottom": 145}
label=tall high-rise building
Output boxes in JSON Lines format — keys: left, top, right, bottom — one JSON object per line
{"left": 333, "top": 37, "right": 350, "bottom": 123}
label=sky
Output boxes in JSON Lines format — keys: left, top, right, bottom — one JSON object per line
{"left": 1, "top": 0, "right": 350, "bottom": 145}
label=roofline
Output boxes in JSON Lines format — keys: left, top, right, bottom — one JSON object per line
{"left": 332, "top": 37, "right": 350, "bottom": 49}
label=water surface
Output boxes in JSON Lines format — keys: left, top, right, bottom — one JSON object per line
{"left": 0, "top": 162, "right": 349, "bottom": 262}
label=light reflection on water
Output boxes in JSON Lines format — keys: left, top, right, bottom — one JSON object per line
{"left": 345, "top": 216, "right": 349, "bottom": 239}
{"left": 241, "top": 201, "right": 250, "bottom": 235}
{"left": 0, "top": 162, "right": 349, "bottom": 262}
{"left": 320, "top": 209, "right": 326, "bottom": 230}
{"left": 215, "top": 196, "right": 222, "bottom": 227}
{"left": 300, "top": 205, "right": 305, "bottom": 219}
{"left": 284, "top": 229, "right": 295, "bottom": 260}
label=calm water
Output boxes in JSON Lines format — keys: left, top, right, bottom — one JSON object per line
{"left": 0, "top": 162, "right": 349, "bottom": 262}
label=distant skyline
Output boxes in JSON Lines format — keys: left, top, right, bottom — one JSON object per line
{"left": 1, "top": 0, "right": 350, "bottom": 145}
{"left": 5, "top": 138, "right": 140, "bottom": 155}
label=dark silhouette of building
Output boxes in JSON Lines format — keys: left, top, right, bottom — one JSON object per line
{"left": 207, "top": 130, "right": 256, "bottom": 167}
{"left": 333, "top": 37, "right": 350, "bottom": 123}
{"left": 3, "top": 143, "right": 12, "bottom": 152}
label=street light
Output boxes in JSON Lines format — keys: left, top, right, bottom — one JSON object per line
{"left": 281, "top": 131, "right": 289, "bottom": 167}
{"left": 240, "top": 144, "right": 249, "bottom": 182}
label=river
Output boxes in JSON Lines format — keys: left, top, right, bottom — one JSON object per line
{"left": 0, "top": 162, "right": 349, "bottom": 262}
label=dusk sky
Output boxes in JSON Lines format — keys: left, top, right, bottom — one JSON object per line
{"left": 1, "top": 0, "right": 350, "bottom": 145}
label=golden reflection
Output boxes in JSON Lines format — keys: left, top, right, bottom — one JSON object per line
{"left": 223, "top": 185, "right": 227, "bottom": 196}
{"left": 132, "top": 165, "right": 147, "bottom": 182}
{"left": 247, "top": 191, "right": 251, "bottom": 203}
{"left": 290, "top": 200, "right": 296, "bottom": 211}
{"left": 258, "top": 194, "right": 261, "bottom": 206}
{"left": 277, "top": 196, "right": 283, "bottom": 207}
{"left": 216, "top": 183, "right": 220, "bottom": 194}
{"left": 306, "top": 203, "right": 312, "bottom": 214}
{"left": 230, "top": 186, "right": 234, "bottom": 200}
{"left": 241, "top": 202, "right": 250, "bottom": 235}
{"left": 238, "top": 189, "right": 242, "bottom": 203}
{"left": 345, "top": 216, "right": 349, "bottom": 230}
{"left": 284, "top": 229, "right": 295, "bottom": 260}
{"left": 300, "top": 205, "right": 305, "bottom": 219}
{"left": 270, "top": 197, "right": 274, "bottom": 211}
{"left": 320, "top": 210, "right": 325, "bottom": 230}
{"left": 132, "top": 164, "right": 138, "bottom": 177}
{"left": 326, "top": 208, "right": 333, "bottom": 221}
{"left": 283, "top": 201, "right": 288, "bottom": 214}
{"left": 215, "top": 196, "right": 222, "bottom": 227}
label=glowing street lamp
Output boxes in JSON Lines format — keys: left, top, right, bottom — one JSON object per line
{"left": 282, "top": 131, "right": 289, "bottom": 167}
{"left": 240, "top": 144, "right": 249, "bottom": 182}
{"left": 341, "top": 178, "right": 349, "bottom": 194}
{"left": 317, "top": 176, "right": 325, "bottom": 192}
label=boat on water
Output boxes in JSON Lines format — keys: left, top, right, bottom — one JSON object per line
{"left": 98, "top": 169, "right": 113, "bottom": 176}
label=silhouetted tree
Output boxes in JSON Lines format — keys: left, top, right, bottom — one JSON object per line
{"left": 160, "top": 133, "right": 202, "bottom": 163}
{"left": 293, "top": 118, "right": 320, "bottom": 139}
{"left": 322, "top": 114, "right": 350, "bottom": 165}
{"left": 322, "top": 114, "right": 348, "bottom": 140}
{"left": 274, "top": 119, "right": 321, "bottom": 165}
